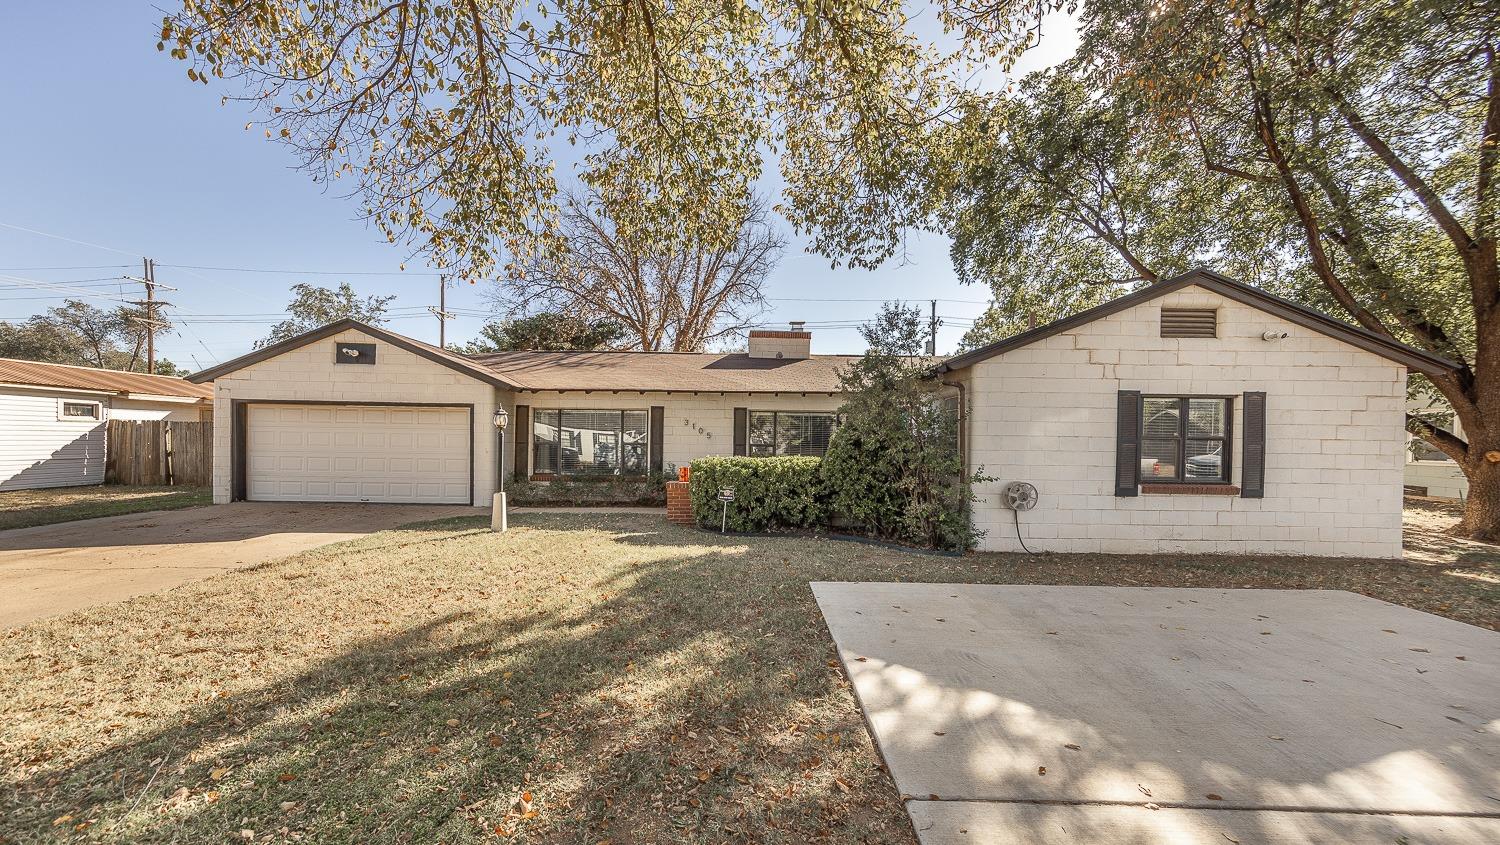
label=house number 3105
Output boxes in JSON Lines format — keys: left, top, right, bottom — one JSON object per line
{"left": 682, "top": 418, "right": 712, "bottom": 439}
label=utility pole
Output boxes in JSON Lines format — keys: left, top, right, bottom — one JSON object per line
{"left": 123, "top": 257, "right": 174, "bottom": 373}
{"left": 428, "top": 275, "right": 454, "bottom": 348}
{"left": 926, "top": 299, "right": 939, "bottom": 357}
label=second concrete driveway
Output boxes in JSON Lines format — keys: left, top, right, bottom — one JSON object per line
{"left": 0, "top": 501, "right": 482, "bottom": 628}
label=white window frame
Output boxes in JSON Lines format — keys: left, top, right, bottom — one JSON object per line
{"left": 57, "top": 398, "right": 103, "bottom": 422}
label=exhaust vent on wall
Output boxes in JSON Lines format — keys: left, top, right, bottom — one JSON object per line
{"left": 1160, "top": 308, "right": 1217, "bottom": 338}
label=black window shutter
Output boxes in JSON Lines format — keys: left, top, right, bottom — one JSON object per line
{"left": 1115, "top": 390, "right": 1141, "bottom": 497}
{"left": 732, "top": 407, "right": 747, "bottom": 456}
{"left": 513, "top": 405, "right": 530, "bottom": 481}
{"left": 649, "top": 405, "right": 665, "bottom": 474}
{"left": 1241, "top": 392, "right": 1266, "bottom": 498}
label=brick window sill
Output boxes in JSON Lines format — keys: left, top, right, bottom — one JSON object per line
{"left": 1140, "top": 483, "right": 1241, "bottom": 495}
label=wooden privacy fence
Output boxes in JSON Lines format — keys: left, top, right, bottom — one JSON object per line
{"left": 105, "top": 420, "right": 212, "bottom": 487}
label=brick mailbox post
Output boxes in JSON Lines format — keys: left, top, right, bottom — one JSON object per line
{"left": 666, "top": 481, "right": 694, "bottom": 525}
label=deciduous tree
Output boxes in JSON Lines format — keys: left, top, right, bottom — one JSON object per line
{"left": 461, "top": 312, "right": 624, "bottom": 352}
{"left": 258, "top": 283, "right": 395, "bottom": 348}
{"left": 495, "top": 190, "right": 782, "bottom": 351}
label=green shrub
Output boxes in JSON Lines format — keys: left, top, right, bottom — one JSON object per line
{"left": 688, "top": 456, "right": 826, "bottom": 531}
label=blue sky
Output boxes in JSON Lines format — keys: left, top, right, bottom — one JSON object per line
{"left": 0, "top": 3, "right": 1074, "bottom": 367}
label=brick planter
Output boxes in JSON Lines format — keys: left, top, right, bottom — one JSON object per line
{"left": 665, "top": 481, "right": 694, "bottom": 525}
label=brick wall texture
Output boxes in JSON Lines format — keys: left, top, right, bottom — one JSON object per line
{"left": 954, "top": 284, "right": 1408, "bottom": 558}
{"left": 665, "top": 481, "right": 694, "bottom": 525}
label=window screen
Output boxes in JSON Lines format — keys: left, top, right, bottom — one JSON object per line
{"left": 532, "top": 409, "right": 648, "bottom": 476}
{"left": 747, "top": 411, "right": 838, "bottom": 457}
{"left": 1140, "top": 396, "right": 1230, "bottom": 482}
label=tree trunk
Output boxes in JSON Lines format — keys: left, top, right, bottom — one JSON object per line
{"left": 1455, "top": 449, "right": 1500, "bottom": 541}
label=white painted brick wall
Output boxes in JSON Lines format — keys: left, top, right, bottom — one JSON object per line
{"left": 958, "top": 285, "right": 1408, "bottom": 558}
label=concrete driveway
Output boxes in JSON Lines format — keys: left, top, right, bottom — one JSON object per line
{"left": 814, "top": 584, "right": 1500, "bottom": 844}
{"left": 0, "top": 502, "right": 482, "bottom": 628}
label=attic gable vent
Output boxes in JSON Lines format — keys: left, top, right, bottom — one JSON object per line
{"left": 1161, "top": 307, "right": 1217, "bottom": 338}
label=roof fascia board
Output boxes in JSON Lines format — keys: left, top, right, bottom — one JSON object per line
{"left": 935, "top": 269, "right": 1455, "bottom": 376}
{"left": 0, "top": 382, "right": 115, "bottom": 397}
{"left": 187, "top": 319, "right": 519, "bottom": 389}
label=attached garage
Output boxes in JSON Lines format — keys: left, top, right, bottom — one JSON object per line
{"left": 243, "top": 403, "right": 472, "bottom": 504}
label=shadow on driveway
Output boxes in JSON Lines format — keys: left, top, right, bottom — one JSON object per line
{"left": 0, "top": 501, "right": 482, "bottom": 627}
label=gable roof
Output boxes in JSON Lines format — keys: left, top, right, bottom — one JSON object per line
{"left": 185, "top": 319, "right": 521, "bottom": 389}
{"left": 0, "top": 358, "right": 213, "bottom": 400}
{"left": 933, "top": 269, "right": 1457, "bottom": 376}
{"left": 467, "top": 349, "right": 857, "bottom": 393}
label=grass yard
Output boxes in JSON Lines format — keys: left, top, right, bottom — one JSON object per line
{"left": 3, "top": 508, "right": 1496, "bottom": 844}
{"left": 0, "top": 485, "right": 210, "bottom": 532}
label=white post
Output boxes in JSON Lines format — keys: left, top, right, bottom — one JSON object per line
{"left": 491, "top": 491, "right": 508, "bottom": 533}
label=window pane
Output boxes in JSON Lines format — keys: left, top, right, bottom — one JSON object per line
{"left": 1141, "top": 438, "right": 1180, "bottom": 480}
{"left": 62, "top": 402, "right": 97, "bottom": 419}
{"left": 561, "top": 410, "right": 623, "bottom": 475}
{"left": 622, "top": 410, "right": 648, "bottom": 475}
{"left": 1184, "top": 439, "right": 1226, "bottom": 480}
{"left": 1143, "top": 398, "right": 1180, "bottom": 439}
{"left": 533, "top": 410, "right": 560, "bottom": 475}
{"left": 776, "top": 412, "right": 836, "bottom": 456}
{"left": 748, "top": 412, "right": 776, "bottom": 456}
{"left": 1187, "top": 399, "right": 1226, "bottom": 438}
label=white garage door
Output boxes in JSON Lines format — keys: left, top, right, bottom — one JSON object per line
{"left": 247, "top": 404, "right": 470, "bottom": 504}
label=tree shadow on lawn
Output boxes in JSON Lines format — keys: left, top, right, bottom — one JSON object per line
{"left": 3, "top": 516, "right": 916, "bottom": 844}
{"left": 5, "top": 513, "right": 1496, "bottom": 844}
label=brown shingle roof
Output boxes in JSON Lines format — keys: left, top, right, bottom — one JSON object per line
{"left": 0, "top": 358, "right": 213, "bottom": 399}
{"left": 465, "top": 350, "right": 859, "bottom": 393}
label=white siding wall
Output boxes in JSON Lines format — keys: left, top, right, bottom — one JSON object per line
{"left": 1406, "top": 461, "right": 1468, "bottom": 500}
{"left": 960, "top": 285, "right": 1408, "bottom": 558}
{"left": 515, "top": 391, "right": 845, "bottom": 475}
{"left": 110, "top": 398, "right": 205, "bottom": 422}
{"left": 210, "top": 329, "right": 499, "bottom": 505}
{"left": 0, "top": 387, "right": 109, "bottom": 491}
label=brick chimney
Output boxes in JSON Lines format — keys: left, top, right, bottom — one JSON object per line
{"left": 748, "top": 321, "right": 811, "bottom": 359}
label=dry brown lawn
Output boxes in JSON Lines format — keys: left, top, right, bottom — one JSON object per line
{"left": 0, "top": 486, "right": 210, "bottom": 532}
{"left": 1, "top": 503, "right": 1494, "bottom": 844}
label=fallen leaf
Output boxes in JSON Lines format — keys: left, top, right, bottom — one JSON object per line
{"left": 1223, "top": 834, "right": 1240, "bottom": 843}
{"left": 1144, "top": 802, "right": 1160, "bottom": 811}
{"left": 209, "top": 767, "right": 230, "bottom": 781}
{"left": 1205, "top": 793, "right": 1223, "bottom": 801}
{"left": 1409, "top": 648, "right": 1430, "bottom": 653}
{"left": 1138, "top": 784, "right": 1153, "bottom": 797}
{"left": 277, "top": 773, "right": 297, "bottom": 783}
{"left": 933, "top": 731, "right": 946, "bottom": 736}
{"left": 1037, "top": 766, "right": 1046, "bottom": 776}
{"left": 833, "top": 778, "right": 851, "bottom": 793}
{"left": 1063, "top": 743, "right": 1080, "bottom": 751}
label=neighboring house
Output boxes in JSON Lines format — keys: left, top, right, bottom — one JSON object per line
{"left": 0, "top": 358, "right": 214, "bottom": 491}
{"left": 1406, "top": 395, "right": 1468, "bottom": 500}
{"left": 933, "top": 269, "right": 1453, "bottom": 558}
{"left": 186, "top": 269, "right": 1453, "bottom": 558}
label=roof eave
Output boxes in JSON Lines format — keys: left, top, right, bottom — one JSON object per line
{"left": 187, "top": 319, "right": 521, "bottom": 390}
{"left": 933, "top": 269, "right": 1457, "bottom": 377}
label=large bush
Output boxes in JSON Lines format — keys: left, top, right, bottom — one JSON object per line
{"left": 822, "top": 303, "right": 986, "bottom": 551}
{"left": 688, "top": 456, "right": 826, "bottom": 532}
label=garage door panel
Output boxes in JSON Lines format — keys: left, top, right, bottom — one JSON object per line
{"left": 247, "top": 404, "right": 470, "bottom": 504}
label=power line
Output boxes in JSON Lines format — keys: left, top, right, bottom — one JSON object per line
{"left": 0, "top": 264, "right": 133, "bottom": 272}
{"left": 158, "top": 262, "right": 448, "bottom": 277}
{"left": 0, "top": 220, "right": 140, "bottom": 257}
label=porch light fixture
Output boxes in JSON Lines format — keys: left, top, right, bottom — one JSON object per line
{"left": 493, "top": 407, "right": 509, "bottom": 431}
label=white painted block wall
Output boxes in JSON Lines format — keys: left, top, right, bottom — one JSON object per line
{"left": 959, "top": 285, "right": 1408, "bottom": 558}
{"left": 210, "top": 329, "right": 500, "bottom": 506}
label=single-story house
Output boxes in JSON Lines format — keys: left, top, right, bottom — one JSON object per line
{"left": 1405, "top": 396, "right": 1467, "bottom": 500}
{"left": 186, "top": 269, "right": 1453, "bottom": 558}
{"left": 0, "top": 358, "right": 214, "bottom": 491}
